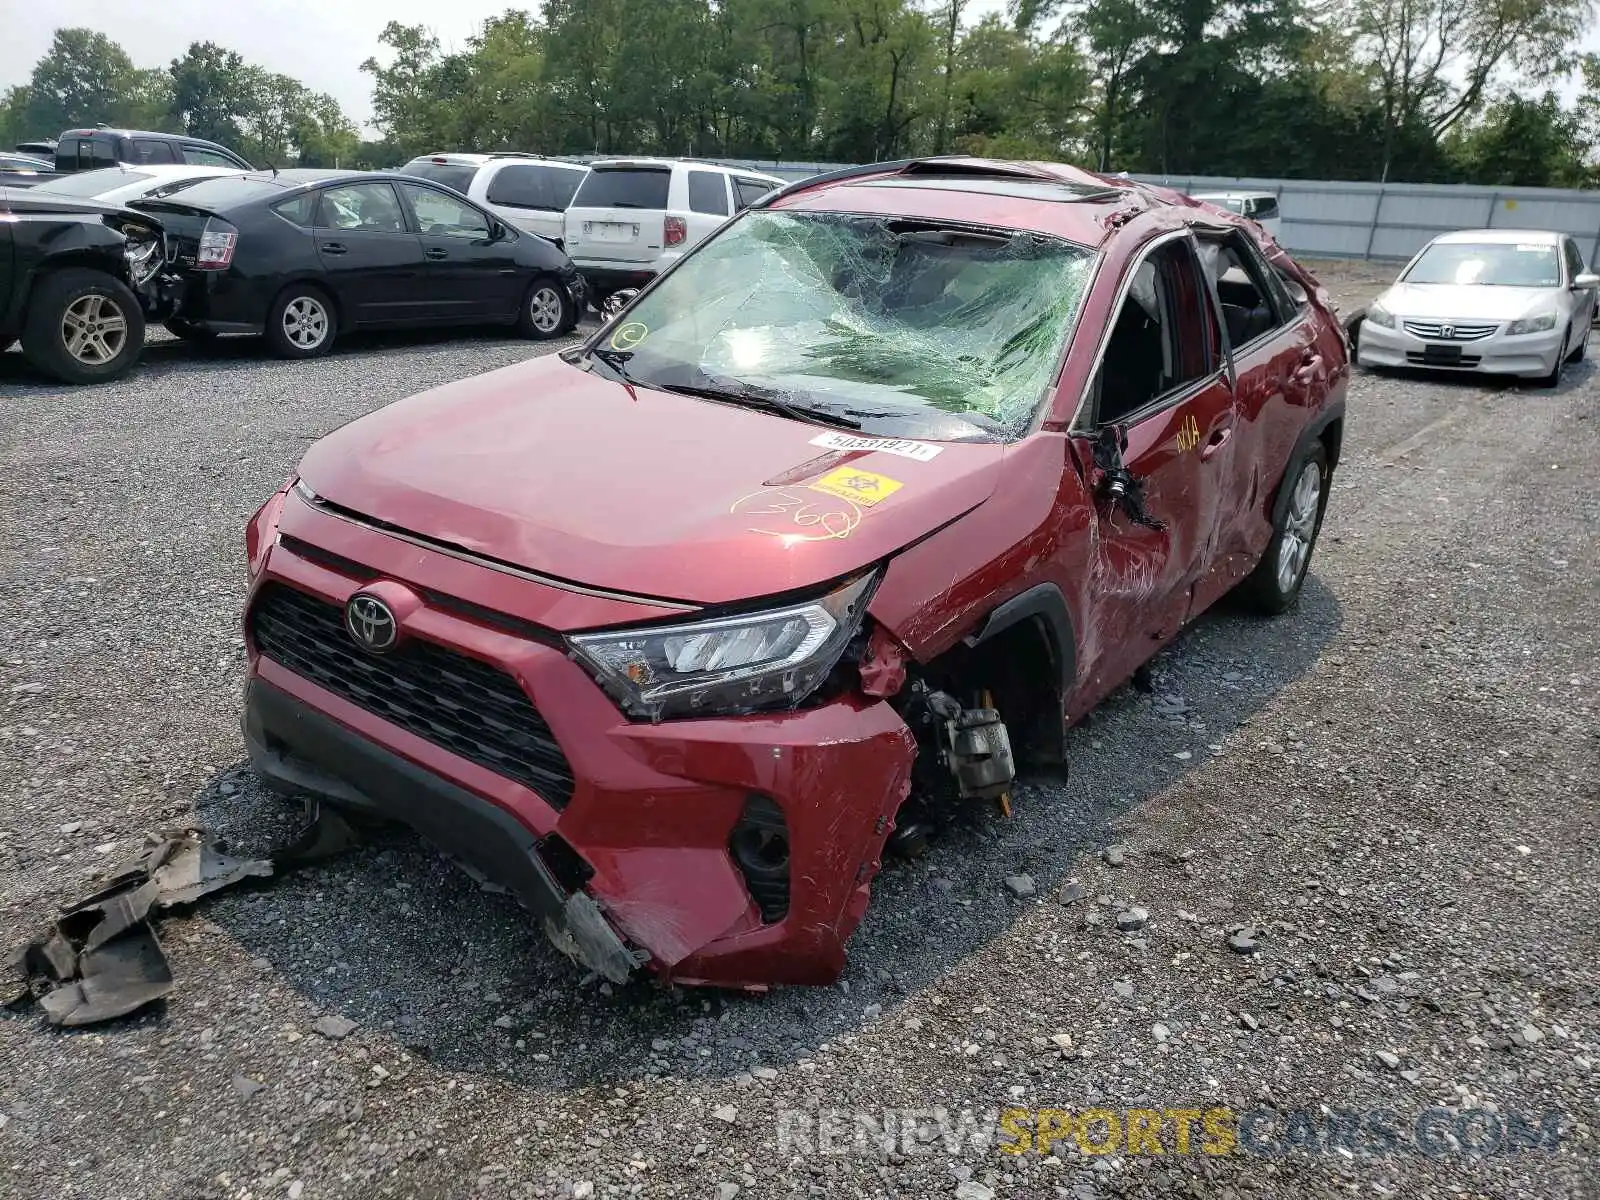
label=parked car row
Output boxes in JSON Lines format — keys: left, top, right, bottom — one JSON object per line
{"left": 3, "top": 167, "right": 584, "bottom": 383}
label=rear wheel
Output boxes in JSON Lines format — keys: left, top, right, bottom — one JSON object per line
{"left": 516, "top": 277, "right": 574, "bottom": 340}
{"left": 21, "top": 269, "right": 145, "bottom": 385}
{"left": 1238, "top": 443, "right": 1328, "bottom": 614}
{"left": 265, "top": 285, "right": 337, "bottom": 359}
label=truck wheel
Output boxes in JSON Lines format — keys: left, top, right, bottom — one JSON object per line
{"left": 1238, "top": 443, "right": 1328, "bottom": 615}
{"left": 21, "top": 269, "right": 145, "bottom": 385}
{"left": 265, "top": 285, "right": 337, "bottom": 359}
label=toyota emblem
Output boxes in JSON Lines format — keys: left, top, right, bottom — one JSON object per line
{"left": 345, "top": 594, "right": 398, "bottom": 653}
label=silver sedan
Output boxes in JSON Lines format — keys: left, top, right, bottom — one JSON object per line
{"left": 1356, "top": 229, "right": 1598, "bottom": 385}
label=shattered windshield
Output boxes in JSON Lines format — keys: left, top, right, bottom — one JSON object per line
{"left": 604, "top": 210, "right": 1095, "bottom": 441}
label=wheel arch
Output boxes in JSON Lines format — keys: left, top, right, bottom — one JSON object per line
{"left": 1272, "top": 398, "right": 1344, "bottom": 530}
{"left": 958, "top": 582, "right": 1078, "bottom": 765}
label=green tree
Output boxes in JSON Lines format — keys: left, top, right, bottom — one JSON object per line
{"left": 1448, "top": 91, "right": 1591, "bottom": 187}
{"left": 18, "top": 28, "right": 160, "bottom": 135}
{"left": 168, "top": 42, "right": 251, "bottom": 147}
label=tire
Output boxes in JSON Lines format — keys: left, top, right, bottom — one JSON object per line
{"left": 1238, "top": 443, "right": 1329, "bottom": 615}
{"left": 516, "top": 277, "right": 575, "bottom": 340}
{"left": 264, "top": 284, "right": 337, "bottom": 359}
{"left": 20, "top": 269, "right": 145, "bottom": 385}
{"left": 163, "top": 318, "right": 218, "bottom": 342}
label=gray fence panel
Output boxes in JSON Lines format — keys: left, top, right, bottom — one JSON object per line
{"left": 555, "top": 158, "right": 1600, "bottom": 262}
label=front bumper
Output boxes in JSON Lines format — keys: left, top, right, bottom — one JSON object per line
{"left": 1356, "top": 319, "right": 1566, "bottom": 377}
{"left": 241, "top": 500, "right": 917, "bottom": 988}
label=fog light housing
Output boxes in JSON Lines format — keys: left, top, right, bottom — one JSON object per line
{"left": 729, "top": 795, "right": 790, "bottom": 923}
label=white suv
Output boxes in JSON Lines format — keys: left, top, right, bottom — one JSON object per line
{"left": 396, "top": 153, "right": 589, "bottom": 247}
{"left": 562, "top": 158, "right": 785, "bottom": 306}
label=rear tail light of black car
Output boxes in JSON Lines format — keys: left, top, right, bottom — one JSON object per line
{"left": 195, "top": 218, "right": 238, "bottom": 270}
{"left": 664, "top": 215, "right": 687, "bottom": 247}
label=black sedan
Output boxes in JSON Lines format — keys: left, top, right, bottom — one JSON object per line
{"left": 130, "top": 169, "right": 585, "bottom": 357}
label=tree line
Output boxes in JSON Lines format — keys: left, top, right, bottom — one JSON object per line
{"left": 4, "top": 0, "right": 1600, "bottom": 187}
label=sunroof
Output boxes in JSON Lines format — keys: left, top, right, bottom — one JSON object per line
{"left": 853, "top": 176, "right": 1120, "bottom": 203}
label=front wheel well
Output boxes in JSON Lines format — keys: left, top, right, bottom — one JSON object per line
{"left": 1319, "top": 415, "right": 1344, "bottom": 473}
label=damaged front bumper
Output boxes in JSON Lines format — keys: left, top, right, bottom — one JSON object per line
{"left": 243, "top": 677, "right": 643, "bottom": 984}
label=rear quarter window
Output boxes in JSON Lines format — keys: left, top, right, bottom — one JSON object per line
{"left": 485, "top": 163, "right": 583, "bottom": 210}
{"left": 734, "top": 177, "right": 777, "bottom": 209}
{"left": 400, "top": 161, "right": 478, "bottom": 194}
{"left": 271, "top": 192, "right": 319, "bottom": 226}
{"left": 182, "top": 146, "right": 243, "bottom": 168}
{"left": 687, "top": 170, "right": 729, "bottom": 216}
{"left": 573, "top": 168, "right": 670, "bottom": 210}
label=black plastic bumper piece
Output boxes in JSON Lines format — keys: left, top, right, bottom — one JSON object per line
{"left": 241, "top": 675, "right": 639, "bottom": 983}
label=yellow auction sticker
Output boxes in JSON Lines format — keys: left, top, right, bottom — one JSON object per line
{"left": 609, "top": 321, "right": 648, "bottom": 350}
{"left": 808, "top": 467, "right": 903, "bottom": 507}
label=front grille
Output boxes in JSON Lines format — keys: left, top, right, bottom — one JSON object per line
{"left": 1402, "top": 320, "right": 1498, "bottom": 341}
{"left": 250, "top": 583, "right": 575, "bottom": 807}
{"left": 1406, "top": 351, "right": 1482, "bottom": 366}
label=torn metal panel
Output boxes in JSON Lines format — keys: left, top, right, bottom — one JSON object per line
{"left": 38, "top": 924, "right": 174, "bottom": 1027}
{"left": 9, "top": 801, "right": 360, "bottom": 1028}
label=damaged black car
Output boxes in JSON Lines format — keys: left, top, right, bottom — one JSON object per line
{"left": 0, "top": 185, "right": 176, "bottom": 384}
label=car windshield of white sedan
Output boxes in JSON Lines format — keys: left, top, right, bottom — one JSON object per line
{"left": 607, "top": 211, "right": 1094, "bottom": 441}
{"left": 1406, "top": 242, "right": 1561, "bottom": 288}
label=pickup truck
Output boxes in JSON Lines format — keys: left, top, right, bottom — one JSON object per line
{"left": 1, "top": 186, "right": 176, "bottom": 384}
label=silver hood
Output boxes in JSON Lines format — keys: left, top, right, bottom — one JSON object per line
{"left": 1376, "top": 282, "right": 1562, "bottom": 322}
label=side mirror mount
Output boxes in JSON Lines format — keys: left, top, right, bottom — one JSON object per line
{"left": 1572, "top": 272, "right": 1599, "bottom": 290}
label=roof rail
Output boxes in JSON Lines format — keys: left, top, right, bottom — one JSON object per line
{"left": 487, "top": 151, "right": 547, "bottom": 160}
{"left": 751, "top": 158, "right": 920, "bottom": 208}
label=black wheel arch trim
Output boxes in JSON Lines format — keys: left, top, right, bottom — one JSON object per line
{"left": 962, "top": 581, "right": 1078, "bottom": 699}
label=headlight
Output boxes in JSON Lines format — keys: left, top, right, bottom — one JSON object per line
{"left": 1507, "top": 311, "right": 1557, "bottom": 335}
{"left": 568, "top": 573, "right": 877, "bottom": 720}
{"left": 1365, "top": 302, "right": 1395, "bottom": 328}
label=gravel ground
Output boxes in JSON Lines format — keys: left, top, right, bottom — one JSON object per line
{"left": 2, "top": 283, "right": 1597, "bottom": 1200}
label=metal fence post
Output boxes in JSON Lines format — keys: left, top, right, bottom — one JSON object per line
{"left": 1362, "top": 186, "right": 1385, "bottom": 259}
{"left": 1486, "top": 193, "right": 1500, "bottom": 229}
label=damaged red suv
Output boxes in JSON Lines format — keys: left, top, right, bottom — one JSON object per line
{"left": 241, "top": 158, "right": 1346, "bottom": 989}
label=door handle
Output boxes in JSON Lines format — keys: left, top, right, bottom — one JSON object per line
{"left": 425, "top": 247, "right": 448, "bottom": 260}
{"left": 321, "top": 242, "right": 347, "bottom": 255}
{"left": 1294, "top": 349, "right": 1323, "bottom": 382}
{"left": 1200, "top": 426, "right": 1232, "bottom": 461}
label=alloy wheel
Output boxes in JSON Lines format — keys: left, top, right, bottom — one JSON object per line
{"left": 282, "top": 296, "right": 330, "bottom": 350}
{"left": 529, "top": 286, "right": 564, "bottom": 334}
{"left": 60, "top": 294, "right": 129, "bottom": 366}
{"left": 1276, "top": 459, "right": 1323, "bottom": 593}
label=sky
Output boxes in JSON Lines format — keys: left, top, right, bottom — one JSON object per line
{"left": 1, "top": 0, "right": 1011, "bottom": 136}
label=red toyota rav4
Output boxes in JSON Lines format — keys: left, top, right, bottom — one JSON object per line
{"left": 241, "top": 158, "right": 1346, "bottom": 989}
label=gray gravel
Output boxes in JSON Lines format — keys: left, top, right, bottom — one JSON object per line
{"left": 3, "top": 291, "right": 1599, "bottom": 1198}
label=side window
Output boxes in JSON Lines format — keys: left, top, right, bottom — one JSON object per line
{"left": 316, "top": 182, "right": 408, "bottom": 233}
{"left": 1562, "top": 237, "right": 1584, "bottom": 281}
{"left": 486, "top": 164, "right": 582, "bottom": 211}
{"left": 1091, "top": 240, "right": 1215, "bottom": 427}
{"left": 1250, "top": 197, "right": 1279, "bottom": 221}
{"left": 132, "top": 139, "right": 176, "bottom": 164}
{"left": 733, "top": 177, "right": 776, "bottom": 210}
{"left": 272, "top": 192, "right": 319, "bottom": 227}
{"left": 182, "top": 146, "right": 239, "bottom": 167}
{"left": 687, "top": 170, "right": 730, "bottom": 216}
{"left": 1199, "top": 231, "right": 1294, "bottom": 348}
{"left": 87, "top": 138, "right": 118, "bottom": 167}
{"left": 398, "top": 182, "right": 491, "bottom": 239}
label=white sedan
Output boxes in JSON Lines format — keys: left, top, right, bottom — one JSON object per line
{"left": 27, "top": 163, "right": 245, "bottom": 207}
{"left": 1356, "top": 229, "right": 1598, "bottom": 386}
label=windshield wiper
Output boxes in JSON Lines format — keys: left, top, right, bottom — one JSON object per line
{"left": 657, "top": 374, "right": 862, "bottom": 430}
{"left": 584, "top": 344, "right": 638, "bottom": 383}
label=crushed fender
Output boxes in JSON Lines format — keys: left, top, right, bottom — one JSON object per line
{"left": 6, "top": 798, "right": 361, "bottom": 1028}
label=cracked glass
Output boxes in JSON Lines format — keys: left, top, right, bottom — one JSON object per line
{"left": 612, "top": 211, "right": 1095, "bottom": 441}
